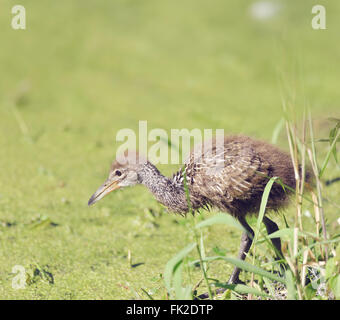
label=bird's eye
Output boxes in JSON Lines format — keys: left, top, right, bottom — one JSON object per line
{"left": 115, "top": 170, "right": 122, "bottom": 176}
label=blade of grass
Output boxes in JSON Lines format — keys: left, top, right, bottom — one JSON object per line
{"left": 308, "top": 111, "right": 328, "bottom": 260}
{"left": 285, "top": 269, "right": 297, "bottom": 300}
{"left": 141, "top": 288, "right": 154, "bottom": 300}
{"left": 182, "top": 169, "right": 213, "bottom": 299}
{"left": 195, "top": 213, "right": 247, "bottom": 234}
{"left": 190, "top": 256, "right": 286, "bottom": 284}
{"left": 319, "top": 130, "right": 340, "bottom": 178}
{"left": 254, "top": 177, "right": 278, "bottom": 244}
{"left": 215, "top": 282, "right": 272, "bottom": 299}
{"left": 164, "top": 242, "right": 197, "bottom": 295}
{"left": 200, "top": 231, "right": 207, "bottom": 274}
{"left": 250, "top": 177, "right": 278, "bottom": 292}
{"left": 272, "top": 118, "right": 285, "bottom": 144}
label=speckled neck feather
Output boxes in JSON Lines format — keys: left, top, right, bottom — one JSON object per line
{"left": 138, "top": 162, "right": 189, "bottom": 213}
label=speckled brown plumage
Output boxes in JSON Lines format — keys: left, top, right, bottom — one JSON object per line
{"left": 88, "top": 135, "right": 311, "bottom": 291}
{"left": 175, "top": 135, "right": 298, "bottom": 217}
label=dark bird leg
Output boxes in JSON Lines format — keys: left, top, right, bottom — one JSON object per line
{"left": 263, "top": 217, "right": 311, "bottom": 284}
{"left": 228, "top": 216, "right": 255, "bottom": 284}
{"left": 262, "top": 216, "right": 286, "bottom": 275}
{"left": 262, "top": 216, "right": 282, "bottom": 257}
{"left": 196, "top": 217, "right": 286, "bottom": 299}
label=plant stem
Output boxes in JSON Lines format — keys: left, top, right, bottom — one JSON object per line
{"left": 182, "top": 168, "right": 213, "bottom": 299}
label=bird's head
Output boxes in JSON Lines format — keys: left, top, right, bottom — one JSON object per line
{"left": 88, "top": 150, "right": 146, "bottom": 206}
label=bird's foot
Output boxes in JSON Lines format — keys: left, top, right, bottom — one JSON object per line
{"left": 228, "top": 278, "right": 245, "bottom": 285}
{"left": 194, "top": 287, "right": 225, "bottom": 300}
{"left": 227, "top": 274, "right": 246, "bottom": 285}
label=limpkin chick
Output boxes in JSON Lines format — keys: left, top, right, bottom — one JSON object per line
{"left": 88, "top": 135, "right": 308, "bottom": 291}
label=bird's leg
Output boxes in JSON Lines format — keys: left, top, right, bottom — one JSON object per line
{"left": 228, "top": 216, "right": 254, "bottom": 284}
{"left": 195, "top": 216, "right": 254, "bottom": 300}
{"left": 263, "top": 216, "right": 312, "bottom": 285}
{"left": 262, "top": 216, "right": 286, "bottom": 275}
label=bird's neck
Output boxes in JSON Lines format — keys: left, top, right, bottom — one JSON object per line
{"left": 138, "top": 162, "right": 189, "bottom": 213}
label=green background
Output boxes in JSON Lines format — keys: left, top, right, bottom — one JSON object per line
{"left": 0, "top": 0, "right": 339, "bottom": 299}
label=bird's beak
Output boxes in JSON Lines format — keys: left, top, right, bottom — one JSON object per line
{"left": 88, "top": 178, "right": 120, "bottom": 206}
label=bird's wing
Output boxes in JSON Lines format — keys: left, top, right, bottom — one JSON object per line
{"left": 186, "top": 139, "right": 271, "bottom": 202}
